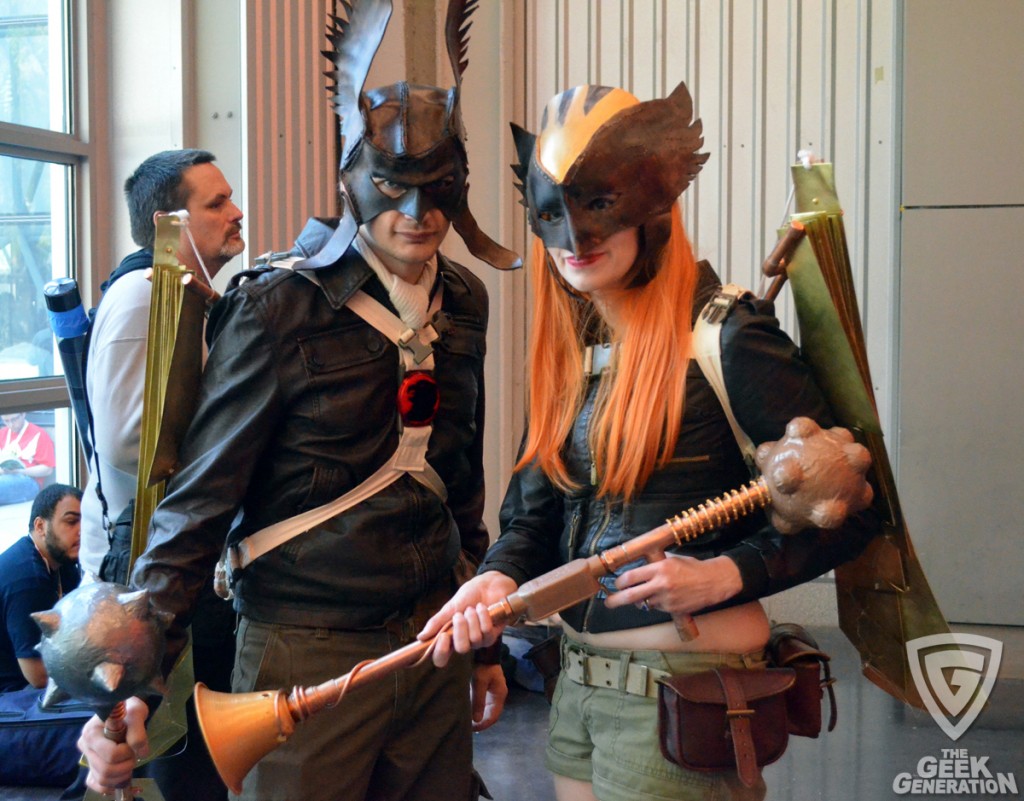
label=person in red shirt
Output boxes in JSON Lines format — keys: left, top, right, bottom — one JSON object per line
{"left": 0, "top": 412, "right": 56, "bottom": 504}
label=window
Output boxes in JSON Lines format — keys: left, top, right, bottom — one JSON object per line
{"left": 0, "top": 154, "right": 73, "bottom": 382}
{"left": 0, "top": 0, "right": 70, "bottom": 132}
{"left": 0, "top": 0, "right": 81, "bottom": 530}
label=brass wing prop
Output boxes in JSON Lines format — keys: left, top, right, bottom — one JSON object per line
{"left": 769, "top": 163, "right": 951, "bottom": 710}
{"left": 129, "top": 212, "right": 216, "bottom": 569}
{"left": 126, "top": 211, "right": 218, "bottom": 763}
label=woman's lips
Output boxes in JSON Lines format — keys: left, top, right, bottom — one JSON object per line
{"left": 566, "top": 252, "right": 602, "bottom": 268}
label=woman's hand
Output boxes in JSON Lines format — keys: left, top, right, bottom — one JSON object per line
{"left": 79, "top": 696, "right": 150, "bottom": 794}
{"left": 604, "top": 554, "right": 742, "bottom": 616}
{"left": 418, "top": 571, "right": 519, "bottom": 667}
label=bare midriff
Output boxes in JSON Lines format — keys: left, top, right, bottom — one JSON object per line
{"left": 560, "top": 600, "right": 770, "bottom": 653}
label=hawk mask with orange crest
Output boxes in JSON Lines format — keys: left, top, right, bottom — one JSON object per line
{"left": 511, "top": 83, "right": 708, "bottom": 283}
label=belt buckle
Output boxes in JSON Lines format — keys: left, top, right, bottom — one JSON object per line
{"left": 565, "top": 648, "right": 586, "bottom": 685}
{"left": 398, "top": 327, "right": 435, "bottom": 365}
{"left": 625, "top": 663, "right": 649, "bottom": 696}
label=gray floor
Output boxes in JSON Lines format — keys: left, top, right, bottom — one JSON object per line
{"left": 473, "top": 625, "right": 1024, "bottom": 801}
{"left": 3, "top": 626, "right": 1021, "bottom": 800}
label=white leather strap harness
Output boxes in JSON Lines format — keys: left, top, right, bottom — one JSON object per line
{"left": 229, "top": 260, "right": 446, "bottom": 572}
{"left": 692, "top": 283, "right": 757, "bottom": 472}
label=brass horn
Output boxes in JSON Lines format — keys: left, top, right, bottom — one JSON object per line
{"left": 194, "top": 685, "right": 295, "bottom": 794}
{"left": 195, "top": 628, "right": 496, "bottom": 794}
{"left": 195, "top": 423, "right": 874, "bottom": 792}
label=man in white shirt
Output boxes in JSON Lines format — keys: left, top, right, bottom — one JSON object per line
{"left": 80, "top": 149, "right": 244, "bottom": 582}
{"left": 79, "top": 148, "right": 243, "bottom": 801}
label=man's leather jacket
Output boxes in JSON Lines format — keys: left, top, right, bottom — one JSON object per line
{"left": 134, "top": 219, "right": 489, "bottom": 664}
{"left": 480, "top": 263, "right": 878, "bottom": 633}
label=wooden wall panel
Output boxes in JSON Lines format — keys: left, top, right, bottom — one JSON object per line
{"left": 245, "top": 0, "right": 338, "bottom": 260}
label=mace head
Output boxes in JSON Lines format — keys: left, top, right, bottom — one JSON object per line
{"left": 31, "top": 582, "right": 173, "bottom": 717}
{"left": 754, "top": 416, "right": 874, "bottom": 534}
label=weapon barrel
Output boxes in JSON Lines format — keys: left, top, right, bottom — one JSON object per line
{"left": 762, "top": 221, "right": 807, "bottom": 302}
{"left": 181, "top": 272, "right": 220, "bottom": 306}
{"left": 597, "top": 478, "right": 771, "bottom": 572}
{"left": 282, "top": 477, "right": 773, "bottom": 719}
{"left": 43, "top": 278, "right": 94, "bottom": 464}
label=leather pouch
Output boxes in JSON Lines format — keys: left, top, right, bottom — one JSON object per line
{"left": 524, "top": 634, "right": 562, "bottom": 703}
{"left": 657, "top": 667, "right": 794, "bottom": 788}
{"left": 768, "top": 622, "right": 837, "bottom": 737}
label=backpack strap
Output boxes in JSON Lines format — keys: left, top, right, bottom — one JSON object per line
{"left": 346, "top": 289, "right": 443, "bottom": 371}
{"left": 692, "top": 284, "right": 757, "bottom": 472}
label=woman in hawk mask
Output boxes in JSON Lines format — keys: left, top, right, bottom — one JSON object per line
{"left": 423, "top": 82, "right": 877, "bottom": 801}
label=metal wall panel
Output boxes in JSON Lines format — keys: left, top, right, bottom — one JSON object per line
{"left": 899, "top": 207, "right": 1024, "bottom": 625}
{"left": 902, "top": 0, "right": 1024, "bottom": 206}
{"left": 899, "top": 1, "right": 1024, "bottom": 625}
{"left": 518, "top": 0, "right": 898, "bottom": 431}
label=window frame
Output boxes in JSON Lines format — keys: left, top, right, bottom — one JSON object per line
{"left": 0, "top": 0, "right": 109, "bottom": 487}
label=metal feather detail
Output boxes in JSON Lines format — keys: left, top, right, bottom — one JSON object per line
{"left": 323, "top": 0, "right": 394, "bottom": 166}
{"left": 510, "top": 122, "right": 537, "bottom": 204}
{"left": 565, "top": 82, "right": 709, "bottom": 201}
{"left": 445, "top": 0, "right": 479, "bottom": 84}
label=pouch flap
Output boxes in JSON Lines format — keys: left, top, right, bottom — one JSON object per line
{"left": 659, "top": 668, "right": 795, "bottom": 704}
{"left": 769, "top": 622, "right": 831, "bottom": 666}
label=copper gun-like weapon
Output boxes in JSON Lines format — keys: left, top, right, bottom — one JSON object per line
{"left": 194, "top": 416, "right": 873, "bottom": 793}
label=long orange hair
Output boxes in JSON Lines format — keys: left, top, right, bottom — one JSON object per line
{"left": 517, "top": 204, "right": 699, "bottom": 501}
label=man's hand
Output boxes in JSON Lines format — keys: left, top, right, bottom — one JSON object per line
{"left": 418, "top": 571, "right": 519, "bottom": 667}
{"left": 79, "top": 696, "right": 150, "bottom": 795}
{"left": 470, "top": 663, "right": 507, "bottom": 732}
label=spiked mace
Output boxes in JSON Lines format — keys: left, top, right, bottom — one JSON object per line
{"left": 32, "top": 583, "right": 174, "bottom": 801}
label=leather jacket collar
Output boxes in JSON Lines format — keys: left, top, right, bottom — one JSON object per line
{"left": 286, "top": 216, "right": 473, "bottom": 312}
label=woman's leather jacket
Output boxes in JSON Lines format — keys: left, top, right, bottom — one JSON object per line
{"left": 481, "top": 264, "right": 879, "bottom": 633}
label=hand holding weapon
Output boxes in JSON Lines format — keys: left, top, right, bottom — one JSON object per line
{"left": 32, "top": 583, "right": 173, "bottom": 801}
{"left": 194, "top": 415, "right": 872, "bottom": 792}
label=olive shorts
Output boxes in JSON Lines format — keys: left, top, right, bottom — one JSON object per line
{"left": 545, "top": 637, "right": 768, "bottom": 801}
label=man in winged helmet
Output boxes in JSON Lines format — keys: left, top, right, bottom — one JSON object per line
{"left": 78, "top": 1, "right": 515, "bottom": 799}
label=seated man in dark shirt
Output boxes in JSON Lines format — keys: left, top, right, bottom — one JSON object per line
{"left": 0, "top": 483, "right": 82, "bottom": 692}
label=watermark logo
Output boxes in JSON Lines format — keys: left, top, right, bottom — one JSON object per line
{"left": 893, "top": 749, "right": 1018, "bottom": 795}
{"left": 906, "top": 633, "right": 1002, "bottom": 741}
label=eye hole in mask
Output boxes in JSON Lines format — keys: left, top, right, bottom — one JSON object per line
{"left": 587, "top": 193, "right": 619, "bottom": 212}
{"left": 372, "top": 176, "right": 408, "bottom": 199}
{"left": 537, "top": 208, "right": 564, "bottom": 223}
{"left": 373, "top": 173, "right": 458, "bottom": 202}
{"left": 425, "top": 174, "right": 457, "bottom": 193}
